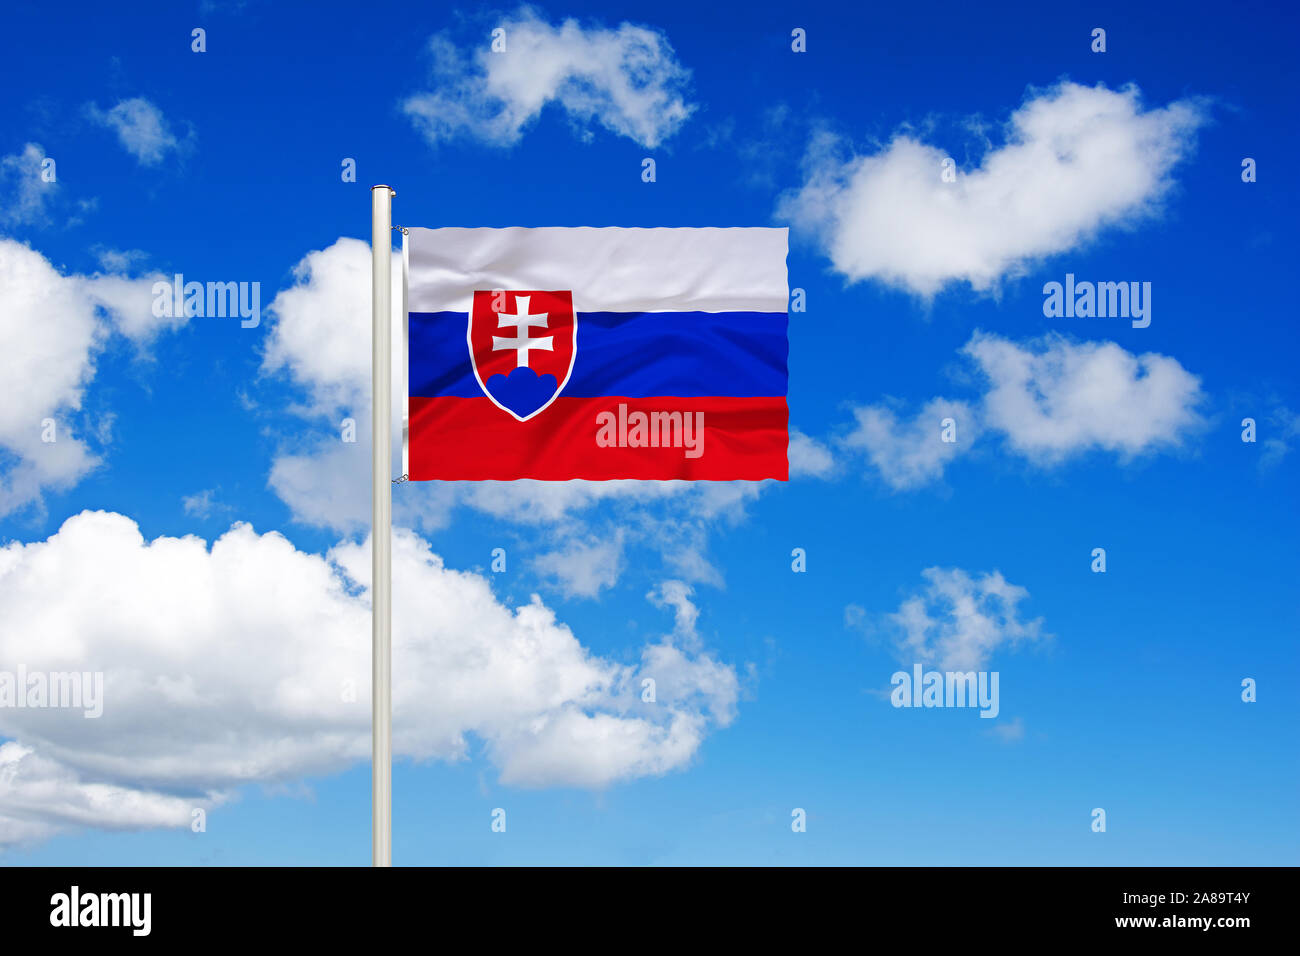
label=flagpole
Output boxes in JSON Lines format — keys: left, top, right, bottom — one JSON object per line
{"left": 370, "top": 184, "right": 394, "bottom": 867}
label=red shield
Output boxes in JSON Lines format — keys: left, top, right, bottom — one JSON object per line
{"left": 468, "top": 290, "right": 576, "bottom": 421}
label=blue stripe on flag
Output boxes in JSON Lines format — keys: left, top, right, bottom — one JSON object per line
{"left": 409, "top": 311, "right": 788, "bottom": 398}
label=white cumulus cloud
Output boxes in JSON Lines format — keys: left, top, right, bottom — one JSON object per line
{"left": 0, "top": 239, "right": 182, "bottom": 517}
{"left": 532, "top": 532, "right": 625, "bottom": 599}
{"left": 842, "top": 398, "right": 977, "bottom": 490}
{"left": 403, "top": 7, "right": 694, "bottom": 148}
{"left": 0, "top": 143, "right": 58, "bottom": 227}
{"left": 788, "top": 428, "right": 835, "bottom": 478}
{"left": 86, "top": 97, "right": 187, "bottom": 166}
{"left": 841, "top": 332, "right": 1205, "bottom": 489}
{"left": 0, "top": 511, "right": 740, "bottom": 845}
{"left": 779, "top": 81, "right": 1206, "bottom": 297}
{"left": 261, "top": 236, "right": 401, "bottom": 418}
{"left": 0, "top": 742, "right": 202, "bottom": 846}
{"left": 964, "top": 332, "right": 1206, "bottom": 463}
{"left": 883, "top": 567, "right": 1048, "bottom": 671}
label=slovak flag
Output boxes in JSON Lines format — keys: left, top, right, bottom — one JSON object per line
{"left": 404, "top": 227, "right": 789, "bottom": 480}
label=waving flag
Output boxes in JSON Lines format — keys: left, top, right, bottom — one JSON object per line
{"left": 404, "top": 226, "right": 789, "bottom": 480}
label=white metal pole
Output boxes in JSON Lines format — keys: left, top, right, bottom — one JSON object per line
{"left": 370, "top": 184, "right": 394, "bottom": 867}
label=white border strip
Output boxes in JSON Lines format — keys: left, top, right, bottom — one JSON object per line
{"left": 407, "top": 226, "right": 789, "bottom": 315}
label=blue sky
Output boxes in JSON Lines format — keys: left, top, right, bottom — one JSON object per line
{"left": 0, "top": 0, "right": 1297, "bottom": 865}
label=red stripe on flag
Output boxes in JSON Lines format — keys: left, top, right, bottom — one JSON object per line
{"left": 408, "top": 396, "right": 788, "bottom": 480}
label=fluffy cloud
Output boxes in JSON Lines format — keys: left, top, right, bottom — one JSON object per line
{"left": 0, "top": 239, "right": 182, "bottom": 517}
{"left": 532, "top": 532, "right": 625, "bottom": 599}
{"left": 0, "top": 511, "right": 740, "bottom": 845}
{"left": 788, "top": 428, "right": 835, "bottom": 478}
{"left": 0, "top": 144, "right": 57, "bottom": 226}
{"left": 841, "top": 332, "right": 1205, "bottom": 489}
{"left": 261, "top": 237, "right": 399, "bottom": 417}
{"left": 779, "top": 82, "right": 1206, "bottom": 297}
{"left": 879, "top": 567, "right": 1048, "bottom": 670}
{"left": 648, "top": 579, "right": 701, "bottom": 644}
{"left": 403, "top": 7, "right": 694, "bottom": 148}
{"left": 490, "top": 582, "right": 737, "bottom": 788}
{"left": 86, "top": 97, "right": 187, "bottom": 166}
{"left": 842, "top": 398, "right": 977, "bottom": 489}
{"left": 180, "top": 488, "right": 232, "bottom": 520}
{"left": 260, "top": 236, "right": 410, "bottom": 529}
{"left": 963, "top": 332, "right": 1205, "bottom": 463}
{"left": 0, "top": 742, "right": 201, "bottom": 846}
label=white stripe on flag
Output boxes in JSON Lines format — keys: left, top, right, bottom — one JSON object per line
{"left": 406, "top": 226, "right": 788, "bottom": 315}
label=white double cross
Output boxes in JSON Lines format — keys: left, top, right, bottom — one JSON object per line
{"left": 492, "top": 295, "right": 554, "bottom": 368}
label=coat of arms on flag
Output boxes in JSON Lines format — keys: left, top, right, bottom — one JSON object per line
{"left": 404, "top": 226, "right": 789, "bottom": 481}
{"left": 468, "top": 290, "right": 576, "bottom": 421}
